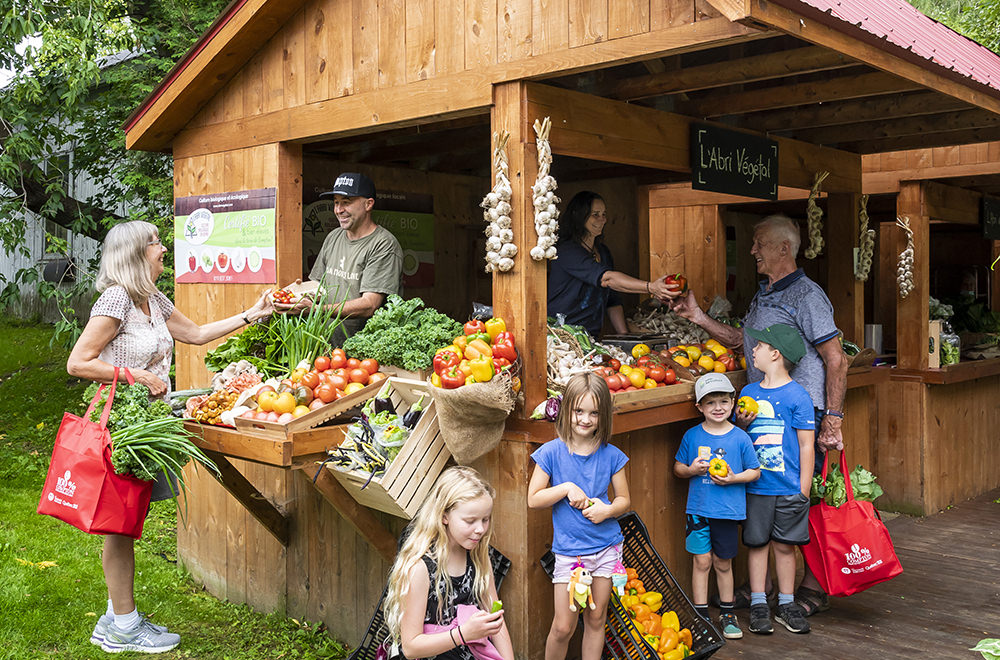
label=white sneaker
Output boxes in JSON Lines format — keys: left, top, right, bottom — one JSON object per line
{"left": 90, "top": 613, "right": 168, "bottom": 646}
{"left": 101, "top": 616, "right": 180, "bottom": 654}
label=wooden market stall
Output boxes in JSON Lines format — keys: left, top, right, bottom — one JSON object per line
{"left": 123, "top": 0, "right": 1000, "bottom": 654}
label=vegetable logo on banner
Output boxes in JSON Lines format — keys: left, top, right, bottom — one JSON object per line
{"left": 174, "top": 188, "right": 277, "bottom": 284}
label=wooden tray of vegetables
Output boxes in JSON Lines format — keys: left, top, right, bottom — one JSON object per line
{"left": 324, "top": 378, "right": 449, "bottom": 520}
{"left": 233, "top": 379, "right": 383, "bottom": 439}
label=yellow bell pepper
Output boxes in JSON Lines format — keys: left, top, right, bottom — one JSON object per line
{"left": 431, "top": 373, "right": 442, "bottom": 388}
{"left": 633, "top": 619, "right": 646, "bottom": 634}
{"left": 484, "top": 317, "right": 506, "bottom": 342}
{"left": 661, "top": 649, "right": 684, "bottom": 660}
{"left": 641, "top": 591, "right": 663, "bottom": 611}
{"left": 469, "top": 355, "right": 495, "bottom": 383}
{"left": 643, "top": 634, "right": 660, "bottom": 648}
{"left": 661, "top": 610, "right": 679, "bottom": 633}
{"left": 621, "top": 594, "right": 640, "bottom": 609}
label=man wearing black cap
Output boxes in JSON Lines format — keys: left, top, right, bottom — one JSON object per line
{"left": 306, "top": 172, "right": 402, "bottom": 343}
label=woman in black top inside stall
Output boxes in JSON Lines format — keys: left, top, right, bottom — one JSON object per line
{"left": 547, "top": 191, "right": 674, "bottom": 337}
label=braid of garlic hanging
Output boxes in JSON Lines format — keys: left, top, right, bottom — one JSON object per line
{"left": 804, "top": 171, "right": 830, "bottom": 259}
{"left": 896, "top": 216, "right": 915, "bottom": 298}
{"left": 481, "top": 131, "right": 515, "bottom": 273}
{"left": 530, "top": 116, "right": 560, "bottom": 261}
{"left": 855, "top": 194, "right": 875, "bottom": 281}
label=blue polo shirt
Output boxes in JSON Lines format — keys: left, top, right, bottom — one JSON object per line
{"left": 743, "top": 269, "right": 840, "bottom": 409}
{"left": 547, "top": 241, "right": 622, "bottom": 336}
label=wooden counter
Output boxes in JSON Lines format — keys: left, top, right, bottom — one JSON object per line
{"left": 889, "top": 357, "right": 1000, "bottom": 384}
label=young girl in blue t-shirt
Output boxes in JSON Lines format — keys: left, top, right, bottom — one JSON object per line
{"left": 528, "top": 372, "right": 631, "bottom": 660}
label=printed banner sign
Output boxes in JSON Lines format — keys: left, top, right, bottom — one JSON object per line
{"left": 174, "top": 188, "right": 277, "bottom": 284}
{"left": 690, "top": 122, "right": 778, "bottom": 201}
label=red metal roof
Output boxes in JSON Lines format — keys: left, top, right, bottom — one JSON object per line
{"left": 772, "top": 0, "right": 1000, "bottom": 93}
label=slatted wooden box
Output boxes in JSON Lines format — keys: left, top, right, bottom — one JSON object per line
{"left": 326, "top": 378, "right": 450, "bottom": 519}
{"left": 233, "top": 379, "right": 382, "bottom": 439}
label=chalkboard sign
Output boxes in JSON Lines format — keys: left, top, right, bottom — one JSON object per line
{"left": 690, "top": 123, "right": 778, "bottom": 201}
{"left": 983, "top": 195, "right": 1000, "bottom": 240}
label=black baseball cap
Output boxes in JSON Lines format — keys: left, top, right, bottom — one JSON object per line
{"left": 319, "top": 172, "right": 376, "bottom": 199}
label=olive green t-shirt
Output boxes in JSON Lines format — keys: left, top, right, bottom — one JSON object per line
{"left": 309, "top": 224, "right": 403, "bottom": 343}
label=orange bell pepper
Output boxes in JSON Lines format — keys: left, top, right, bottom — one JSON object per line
{"left": 678, "top": 628, "right": 692, "bottom": 648}
{"left": 627, "top": 579, "right": 645, "bottom": 595}
{"left": 631, "top": 604, "right": 652, "bottom": 621}
{"left": 644, "top": 617, "right": 663, "bottom": 637}
{"left": 657, "top": 629, "right": 678, "bottom": 653}
{"left": 625, "top": 568, "right": 638, "bottom": 581}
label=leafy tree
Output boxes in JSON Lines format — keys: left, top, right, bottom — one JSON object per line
{"left": 0, "top": 0, "right": 228, "bottom": 340}
{"left": 908, "top": 0, "right": 1000, "bottom": 53}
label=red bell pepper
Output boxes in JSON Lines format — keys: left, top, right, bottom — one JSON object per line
{"left": 492, "top": 357, "right": 511, "bottom": 372}
{"left": 494, "top": 331, "right": 516, "bottom": 348}
{"left": 464, "top": 320, "right": 487, "bottom": 336}
{"left": 492, "top": 339, "right": 517, "bottom": 363}
{"left": 663, "top": 273, "right": 688, "bottom": 293}
{"left": 433, "top": 350, "right": 461, "bottom": 376}
{"left": 440, "top": 366, "right": 466, "bottom": 389}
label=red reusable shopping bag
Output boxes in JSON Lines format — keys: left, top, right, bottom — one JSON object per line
{"left": 37, "top": 368, "right": 153, "bottom": 539}
{"left": 800, "top": 450, "right": 903, "bottom": 597}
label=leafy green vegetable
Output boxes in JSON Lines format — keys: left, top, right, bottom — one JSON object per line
{"left": 971, "top": 639, "right": 1000, "bottom": 660}
{"left": 342, "top": 295, "right": 462, "bottom": 371}
{"left": 811, "top": 463, "right": 884, "bottom": 507}
{"left": 203, "top": 322, "right": 276, "bottom": 375}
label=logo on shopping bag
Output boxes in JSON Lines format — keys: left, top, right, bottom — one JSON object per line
{"left": 55, "top": 470, "right": 77, "bottom": 498}
{"left": 844, "top": 543, "right": 872, "bottom": 566}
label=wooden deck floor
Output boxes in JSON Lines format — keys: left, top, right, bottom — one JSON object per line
{"left": 711, "top": 488, "right": 1000, "bottom": 659}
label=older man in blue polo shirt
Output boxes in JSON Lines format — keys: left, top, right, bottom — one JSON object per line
{"left": 668, "top": 213, "right": 848, "bottom": 617}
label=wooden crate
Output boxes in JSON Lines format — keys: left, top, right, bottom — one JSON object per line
{"left": 327, "top": 378, "right": 450, "bottom": 519}
{"left": 233, "top": 379, "right": 383, "bottom": 439}
{"left": 378, "top": 364, "right": 433, "bottom": 381}
{"left": 612, "top": 381, "right": 695, "bottom": 413}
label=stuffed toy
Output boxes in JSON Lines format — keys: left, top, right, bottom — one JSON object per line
{"left": 611, "top": 556, "right": 628, "bottom": 596}
{"left": 567, "top": 561, "right": 595, "bottom": 612}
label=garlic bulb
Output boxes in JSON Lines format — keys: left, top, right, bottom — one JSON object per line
{"left": 531, "top": 116, "right": 560, "bottom": 261}
{"left": 480, "top": 131, "right": 517, "bottom": 273}
{"left": 855, "top": 194, "right": 875, "bottom": 281}
{"left": 804, "top": 171, "right": 830, "bottom": 259}
{"left": 896, "top": 216, "right": 915, "bottom": 298}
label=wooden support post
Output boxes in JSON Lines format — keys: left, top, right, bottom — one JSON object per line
{"left": 896, "top": 182, "right": 930, "bottom": 369}
{"left": 992, "top": 241, "right": 1000, "bottom": 314}
{"left": 204, "top": 450, "right": 290, "bottom": 547}
{"left": 491, "top": 81, "right": 548, "bottom": 413}
{"left": 826, "top": 192, "right": 864, "bottom": 343}
{"left": 276, "top": 142, "right": 303, "bottom": 284}
{"left": 297, "top": 465, "right": 397, "bottom": 563}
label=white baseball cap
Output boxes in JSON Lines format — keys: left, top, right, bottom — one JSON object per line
{"left": 695, "top": 372, "right": 735, "bottom": 402}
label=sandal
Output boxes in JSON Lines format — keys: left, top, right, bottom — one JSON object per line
{"left": 794, "top": 585, "right": 831, "bottom": 617}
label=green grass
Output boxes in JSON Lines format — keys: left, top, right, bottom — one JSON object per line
{"left": 0, "top": 320, "right": 350, "bottom": 659}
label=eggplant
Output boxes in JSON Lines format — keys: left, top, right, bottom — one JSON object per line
{"left": 402, "top": 394, "right": 426, "bottom": 429}
{"left": 371, "top": 380, "right": 395, "bottom": 416}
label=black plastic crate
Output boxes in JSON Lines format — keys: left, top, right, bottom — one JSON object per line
{"left": 348, "top": 546, "right": 511, "bottom": 660}
{"left": 540, "top": 512, "right": 724, "bottom": 660}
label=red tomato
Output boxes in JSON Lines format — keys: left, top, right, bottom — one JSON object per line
{"left": 625, "top": 385, "right": 639, "bottom": 391}
{"left": 300, "top": 371, "right": 321, "bottom": 390}
{"left": 636, "top": 355, "right": 652, "bottom": 368}
{"left": 331, "top": 367, "right": 347, "bottom": 378}
{"left": 315, "top": 383, "right": 336, "bottom": 403}
{"left": 257, "top": 384, "right": 276, "bottom": 395}
{"left": 346, "top": 357, "right": 361, "bottom": 370}
{"left": 314, "top": 356, "right": 331, "bottom": 372}
{"left": 609, "top": 358, "right": 621, "bottom": 371}
{"left": 603, "top": 375, "right": 620, "bottom": 391}
{"left": 330, "top": 349, "right": 347, "bottom": 369}
{"left": 368, "top": 372, "right": 388, "bottom": 383}
{"left": 663, "top": 368, "right": 677, "bottom": 385}
{"left": 309, "top": 398, "right": 325, "bottom": 410}
{"left": 349, "top": 368, "right": 369, "bottom": 384}
{"left": 648, "top": 365, "right": 666, "bottom": 383}
{"left": 329, "top": 374, "right": 348, "bottom": 390}
{"left": 360, "top": 358, "right": 379, "bottom": 375}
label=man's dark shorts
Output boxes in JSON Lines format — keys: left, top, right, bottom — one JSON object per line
{"left": 743, "top": 493, "right": 811, "bottom": 547}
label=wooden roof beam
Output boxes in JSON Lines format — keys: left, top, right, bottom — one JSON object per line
{"left": 783, "top": 108, "right": 1000, "bottom": 145}
{"left": 863, "top": 141, "right": 1000, "bottom": 194}
{"left": 679, "top": 69, "right": 922, "bottom": 118}
{"left": 847, "top": 127, "right": 1000, "bottom": 155}
{"left": 740, "top": 91, "right": 971, "bottom": 133}
{"left": 603, "top": 45, "right": 855, "bottom": 100}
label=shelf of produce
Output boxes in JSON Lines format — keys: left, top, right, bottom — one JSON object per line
{"left": 233, "top": 379, "right": 382, "bottom": 439}
{"left": 888, "top": 357, "right": 1000, "bottom": 385}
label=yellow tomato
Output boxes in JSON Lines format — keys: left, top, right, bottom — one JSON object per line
{"left": 627, "top": 369, "right": 646, "bottom": 388}
{"left": 673, "top": 354, "right": 691, "bottom": 368}
{"left": 631, "top": 343, "right": 651, "bottom": 359}
{"left": 740, "top": 356, "right": 747, "bottom": 369}
{"left": 684, "top": 346, "right": 702, "bottom": 361}
{"left": 697, "top": 354, "right": 716, "bottom": 371}
{"left": 292, "top": 405, "right": 311, "bottom": 418}
{"left": 344, "top": 382, "right": 366, "bottom": 395}
{"left": 619, "top": 365, "right": 633, "bottom": 376}
{"left": 643, "top": 378, "right": 658, "bottom": 389}
{"left": 710, "top": 344, "right": 728, "bottom": 358}
{"left": 713, "top": 361, "right": 726, "bottom": 373}
{"left": 257, "top": 390, "right": 278, "bottom": 412}
{"left": 290, "top": 367, "right": 307, "bottom": 383}
{"left": 705, "top": 338, "right": 721, "bottom": 349}
{"left": 272, "top": 392, "right": 296, "bottom": 415}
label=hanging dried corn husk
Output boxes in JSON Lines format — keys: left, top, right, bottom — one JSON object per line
{"left": 896, "top": 216, "right": 915, "bottom": 298}
{"left": 530, "top": 116, "right": 560, "bottom": 261}
{"left": 855, "top": 194, "right": 876, "bottom": 281}
{"left": 804, "top": 171, "right": 830, "bottom": 259}
{"left": 481, "top": 131, "right": 516, "bottom": 273}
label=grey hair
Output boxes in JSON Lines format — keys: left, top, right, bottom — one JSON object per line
{"left": 754, "top": 214, "right": 802, "bottom": 258}
{"left": 95, "top": 221, "right": 160, "bottom": 303}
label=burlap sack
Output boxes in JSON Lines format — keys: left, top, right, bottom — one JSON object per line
{"left": 429, "top": 370, "right": 516, "bottom": 464}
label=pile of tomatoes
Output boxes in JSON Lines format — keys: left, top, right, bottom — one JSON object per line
{"left": 271, "top": 288, "right": 297, "bottom": 305}
{"left": 593, "top": 353, "right": 679, "bottom": 393}
{"left": 240, "top": 348, "right": 386, "bottom": 424}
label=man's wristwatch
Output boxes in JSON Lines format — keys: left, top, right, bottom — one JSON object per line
{"left": 824, "top": 409, "right": 844, "bottom": 419}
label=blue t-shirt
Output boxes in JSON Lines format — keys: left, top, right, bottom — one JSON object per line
{"left": 741, "top": 380, "right": 815, "bottom": 496}
{"left": 547, "top": 241, "right": 622, "bottom": 336}
{"left": 675, "top": 424, "right": 759, "bottom": 520}
{"left": 531, "top": 438, "right": 629, "bottom": 555}
{"left": 742, "top": 269, "right": 840, "bottom": 409}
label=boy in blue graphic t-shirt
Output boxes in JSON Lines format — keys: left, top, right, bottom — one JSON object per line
{"left": 675, "top": 373, "right": 760, "bottom": 640}
{"left": 736, "top": 324, "right": 816, "bottom": 636}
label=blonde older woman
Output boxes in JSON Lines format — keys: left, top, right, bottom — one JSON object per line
{"left": 67, "top": 220, "right": 273, "bottom": 653}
